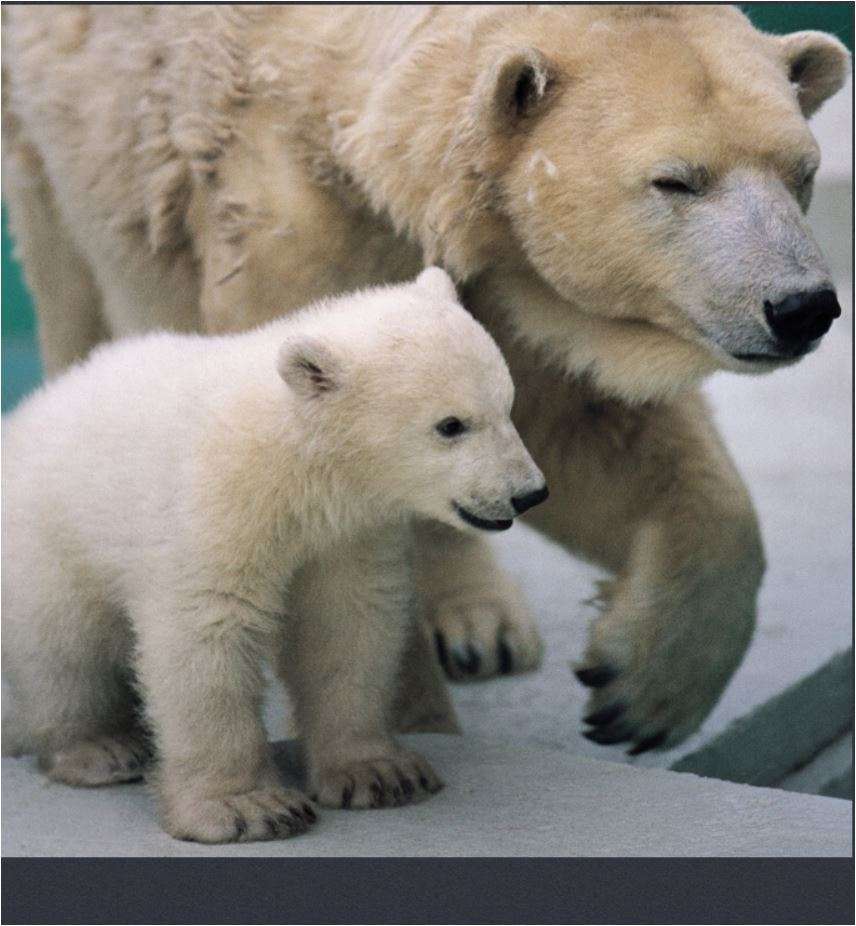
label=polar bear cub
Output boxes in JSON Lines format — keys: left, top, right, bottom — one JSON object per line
{"left": 2, "top": 268, "right": 547, "bottom": 843}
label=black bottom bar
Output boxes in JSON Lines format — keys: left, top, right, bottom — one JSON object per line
{"left": 2, "top": 857, "right": 854, "bottom": 925}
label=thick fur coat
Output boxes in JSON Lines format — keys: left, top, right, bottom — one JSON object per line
{"left": 2, "top": 269, "right": 545, "bottom": 842}
{"left": 2, "top": 4, "right": 849, "bottom": 751}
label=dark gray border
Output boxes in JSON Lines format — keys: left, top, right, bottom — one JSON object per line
{"left": 2, "top": 858, "right": 854, "bottom": 924}
{"left": 2, "top": 6, "right": 854, "bottom": 926}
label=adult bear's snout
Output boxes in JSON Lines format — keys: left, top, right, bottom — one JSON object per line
{"left": 764, "top": 289, "right": 841, "bottom": 347}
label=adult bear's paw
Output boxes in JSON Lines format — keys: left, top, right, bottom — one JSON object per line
{"left": 429, "top": 593, "right": 544, "bottom": 681}
{"left": 574, "top": 571, "right": 757, "bottom": 754}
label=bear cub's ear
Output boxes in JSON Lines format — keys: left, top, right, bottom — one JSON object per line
{"left": 416, "top": 266, "right": 459, "bottom": 302}
{"left": 780, "top": 31, "right": 850, "bottom": 117}
{"left": 277, "top": 337, "right": 342, "bottom": 398}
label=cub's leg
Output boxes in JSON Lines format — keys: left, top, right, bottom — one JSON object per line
{"left": 1, "top": 565, "right": 144, "bottom": 784}
{"left": 2, "top": 121, "right": 107, "bottom": 376}
{"left": 133, "top": 593, "right": 315, "bottom": 843}
{"left": 279, "top": 528, "right": 444, "bottom": 809}
{"left": 415, "top": 520, "right": 544, "bottom": 681}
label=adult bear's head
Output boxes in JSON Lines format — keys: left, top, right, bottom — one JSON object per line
{"left": 357, "top": 5, "right": 848, "bottom": 401}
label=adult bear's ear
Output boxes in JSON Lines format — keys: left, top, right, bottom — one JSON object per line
{"left": 277, "top": 337, "right": 341, "bottom": 398}
{"left": 474, "top": 46, "right": 559, "bottom": 132}
{"left": 779, "top": 31, "right": 849, "bottom": 117}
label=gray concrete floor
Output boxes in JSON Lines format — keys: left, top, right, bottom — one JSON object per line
{"left": 3, "top": 735, "right": 850, "bottom": 857}
{"left": 2, "top": 79, "right": 851, "bottom": 857}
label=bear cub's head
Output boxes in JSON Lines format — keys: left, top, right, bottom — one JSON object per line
{"left": 277, "top": 268, "right": 547, "bottom": 532}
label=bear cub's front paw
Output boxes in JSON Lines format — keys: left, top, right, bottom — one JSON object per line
{"left": 312, "top": 748, "right": 443, "bottom": 809}
{"left": 164, "top": 787, "right": 317, "bottom": 843}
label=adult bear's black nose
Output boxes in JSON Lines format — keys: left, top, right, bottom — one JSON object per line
{"left": 511, "top": 485, "right": 549, "bottom": 515}
{"left": 764, "top": 289, "right": 841, "bottom": 346}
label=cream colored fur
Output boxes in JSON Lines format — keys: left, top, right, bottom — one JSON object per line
{"left": 1, "top": 270, "right": 545, "bottom": 843}
{"left": 2, "top": 5, "right": 849, "bottom": 748}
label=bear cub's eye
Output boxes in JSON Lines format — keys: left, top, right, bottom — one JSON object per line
{"left": 435, "top": 416, "right": 467, "bottom": 438}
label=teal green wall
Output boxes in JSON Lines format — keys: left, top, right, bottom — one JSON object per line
{"left": 2, "top": 3, "right": 853, "bottom": 409}
{"left": 2, "top": 206, "right": 41, "bottom": 411}
{"left": 2, "top": 205, "right": 36, "bottom": 338}
{"left": 742, "top": 3, "right": 854, "bottom": 50}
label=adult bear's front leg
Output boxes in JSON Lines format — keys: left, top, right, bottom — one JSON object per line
{"left": 520, "top": 382, "right": 765, "bottom": 752}
{"left": 415, "top": 520, "right": 544, "bottom": 681}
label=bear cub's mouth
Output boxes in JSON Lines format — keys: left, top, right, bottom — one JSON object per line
{"left": 453, "top": 503, "right": 513, "bottom": 532}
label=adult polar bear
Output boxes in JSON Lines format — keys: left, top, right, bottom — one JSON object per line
{"left": 3, "top": 4, "right": 848, "bottom": 752}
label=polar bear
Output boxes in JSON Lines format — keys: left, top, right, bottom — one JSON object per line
{"left": 1, "top": 268, "right": 547, "bottom": 843}
{"left": 2, "top": 5, "right": 849, "bottom": 751}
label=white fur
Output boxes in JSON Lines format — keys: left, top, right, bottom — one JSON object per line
{"left": 1, "top": 270, "right": 543, "bottom": 844}
{"left": 2, "top": 3, "right": 847, "bottom": 751}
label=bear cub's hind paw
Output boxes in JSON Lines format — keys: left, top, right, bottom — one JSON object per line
{"left": 41, "top": 731, "right": 151, "bottom": 787}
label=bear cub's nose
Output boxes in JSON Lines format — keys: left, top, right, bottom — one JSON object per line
{"left": 764, "top": 289, "right": 841, "bottom": 347}
{"left": 511, "top": 485, "right": 550, "bottom": 515}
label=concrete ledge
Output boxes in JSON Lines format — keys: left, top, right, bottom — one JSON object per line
{"left": 781, "top": 733, "right": 854, "bottom": 800}
{"left": 2, "top": 735, "right": 851, "bottom": 857}
{"left": 672, "top": 649, "right": 853, "bottom": 787}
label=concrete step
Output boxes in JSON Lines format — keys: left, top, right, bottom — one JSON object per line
{"left": 673, "top": 649, "right": 853, "bottom": 787}
{"left": 2, "top": 734, "right": 850, "bottom": 857}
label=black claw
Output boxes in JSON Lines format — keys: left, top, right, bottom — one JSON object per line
{"left": 341, "top": 785, "right": 353, "bottom": 809}
{"left": 419, "top": 774, "right": 430, "bottom": 790}
{"left": 466, "top": 645, "right": 482, "bottom": 674}
{"left": 583, "top": 701, "right": 627, "bottom": 727}
{"left": 302, "top": 803, "right": 316, "bottom": 822}
{"left": 583, "top": 723, "right": 633, "bottom": 745}
{"left": 627, "top": 731, "right": 668, "bottom": 756}
{"left": 575, "top": 665, "right": 617, "bottom": 688}
{"left": 288, "top": 808, "right": 308, "bottom": 828}
{"left": 232, "top": 813, "right": 247, "bottom": 840}
{"left": 498, "top": 635, "right": 514, "bottom": 675}
{"left": 434, "top": 632, "right": 449, "bottom": 671}
{"left": 276, "top": 812, "right": 298, "bottom": 832}
{"left": 451, "top": 643, "right": 481, "bottom": 675}
{"left": 290, "top": 811, "right": 309, "bottom": 833}
{"left": 400, "top": 777, "right": 414, "bottom": 798}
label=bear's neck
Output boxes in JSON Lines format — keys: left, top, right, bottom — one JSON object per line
{"left": 464, "top": 266, "right": 718, "bottom": 407}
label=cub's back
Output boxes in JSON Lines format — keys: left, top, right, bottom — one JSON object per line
{"left": 1, "top": 333, "right": 225, "bottom": 555}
